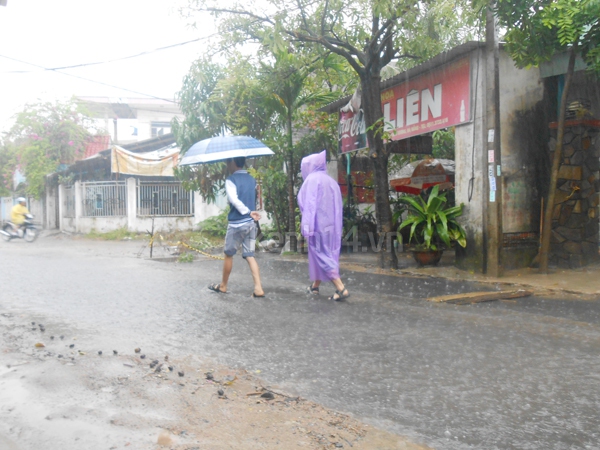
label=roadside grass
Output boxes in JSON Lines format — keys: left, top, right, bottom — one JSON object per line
{"left": 85, "top": 228, "right": 223, "bottom": 250}
{"left": 177, "top": 252, "right": 195, "bottom": 263}
{"left": 86, "top": 227, "right": 141, "bottom": 241}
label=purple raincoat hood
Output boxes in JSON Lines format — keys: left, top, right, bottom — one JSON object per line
{"left": 301, "top": 150, "right": 327, "bottom": 180}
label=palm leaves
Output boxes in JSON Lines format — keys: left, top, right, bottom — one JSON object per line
{"left": 398, "top": 185, "right": 467, "bottom": 251}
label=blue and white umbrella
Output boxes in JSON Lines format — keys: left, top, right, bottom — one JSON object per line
{"left": 178, "top": 135, "right": 274, "bottom": 166}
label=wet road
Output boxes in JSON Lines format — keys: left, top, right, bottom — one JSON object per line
{"left": 1, "top": 235, "right": 599, "bottom": 449}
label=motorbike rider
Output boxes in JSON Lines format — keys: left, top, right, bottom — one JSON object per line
{"left": 10, "top": 197, "right": 30, "bottom": 236}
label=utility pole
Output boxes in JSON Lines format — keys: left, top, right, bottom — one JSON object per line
{"left": 485, "top": 2, "right": 503, "bottom": 277}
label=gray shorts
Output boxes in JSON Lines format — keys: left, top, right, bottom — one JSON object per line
{"left": 224, "top": 221, "right": 256, "bottom": 258}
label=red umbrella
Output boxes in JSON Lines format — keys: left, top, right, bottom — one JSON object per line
{"left": 390, "top": 158, "right": 454, "bottom": 195}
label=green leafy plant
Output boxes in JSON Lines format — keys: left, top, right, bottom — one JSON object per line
{"left": 1, "top": 98, "right": 101, "bottom": 199}
{"left": 432, "top": 128, "right": 455, "bottom": 160}
{"left": 365, "top": 117, "right": 395, "bottom": 142}
{"left": 342, "top": 201, "right": 365, "bottom": 238}
{"left": 178, "top": 252, "right": 195, "bottom": 263}
{"left": 188, "top": 234, "right": 217, "bottom": 250}
{"left": 398, "top": 185, "right": 466, "bottom": 251}
{"left": 390, "top": 195, "right": 408, "bottom": 224}
{"left": 197, "top": 209, "right": 229, "bottom": 238}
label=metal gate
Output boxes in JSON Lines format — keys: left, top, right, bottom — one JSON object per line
{"left": 82, "top": 182, "right": 127, "bottom": 217}
{"left": 137, "top": 181, "right": 194, "bottom": 216}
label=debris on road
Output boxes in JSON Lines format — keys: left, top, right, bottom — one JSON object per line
{"left": 427, "top": 289, "right": 533, "bottom": 305}
{"left": 260, "top": 391, "right": 275, "bottom": 400}
{"left": 0, "top": 312, "right": 427, "bottom": 450}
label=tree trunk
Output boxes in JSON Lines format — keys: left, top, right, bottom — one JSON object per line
{"left": 361, "top": 75, "right": 398, "bottom": 270}
{"left": 539, "top": 44, "right": 578, "bottom": 273}
{"left": 265, "top": 184, "right": 283, "bottom": 238}
{"left": 286, "top": 112, "right": 297, "bottom": 252}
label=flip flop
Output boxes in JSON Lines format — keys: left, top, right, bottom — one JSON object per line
{"left": 329, "top": 288, "right": 350, "bottom": 302}
{"left": 208, "top": 283, "right": 226, "bottom": 294}
{"left": 306, "top": 284, "right": 320, "bottom": 295}
{"left": 252, "top": 292, "right": 265, "bottom": 298}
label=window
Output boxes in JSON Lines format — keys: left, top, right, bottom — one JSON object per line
{"left": 95, "top": 193, "right": 103, "bottom": 209}
{"left": 151, "top": 121, "right": 172, "bottom": 137}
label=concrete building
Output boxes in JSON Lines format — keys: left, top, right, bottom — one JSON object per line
{"left": 76, "top": 97, "right": 184, "bottom": 146}
{"left": 322, "top": 41, "right": 600, "bottom": 273}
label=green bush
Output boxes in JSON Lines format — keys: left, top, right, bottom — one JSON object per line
{"left": 197, "top": 210, "right": 229, "bottom": 238}
{"left": 178, "top": 252, "right": 195, "bottom": 263}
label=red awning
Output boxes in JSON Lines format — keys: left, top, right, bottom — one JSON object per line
{"left": 390, "top": 158, "right": 454, "bottom": 194}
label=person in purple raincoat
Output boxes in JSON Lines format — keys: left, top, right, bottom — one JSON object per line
{"left": 297, "top": 150, "right": 350, "bottom": 301}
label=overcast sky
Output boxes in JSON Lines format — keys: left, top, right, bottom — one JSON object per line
{"left": 0, "top": 0, "right": 213, "bottom": 132}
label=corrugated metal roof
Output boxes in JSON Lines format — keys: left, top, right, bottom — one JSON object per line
{"left": 319, "top": 41, "right": 485, "bottom": 114}
{"left": 58, "top": 133, "right": 178, "bottom": 178}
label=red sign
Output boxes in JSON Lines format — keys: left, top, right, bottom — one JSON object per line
{"left": 339, "top": 109, "right": 367, "bottom": 153}
{"left": 382, "top": 58, "right": 470, "bottom": 140}
{"left": 338, "top": 57, "right": 471, "bottom": 152}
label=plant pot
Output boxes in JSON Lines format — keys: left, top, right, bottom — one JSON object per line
{"left": 412, "top": 249, "right": 443, "bottom": 266}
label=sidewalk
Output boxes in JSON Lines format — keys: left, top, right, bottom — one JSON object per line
{"left": 283, "top": 249, "right": 600, "bottom": 298}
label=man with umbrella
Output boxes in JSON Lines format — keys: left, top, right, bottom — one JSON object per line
{"left": 179, "top": 135, "right": 273, "bottom": 298}
{"left": 208, "top": 156, "right": 265, "bottom": 297}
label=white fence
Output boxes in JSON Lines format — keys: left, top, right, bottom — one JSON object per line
{"left": 58, "top": 178, "right": 221, "bottom": 234}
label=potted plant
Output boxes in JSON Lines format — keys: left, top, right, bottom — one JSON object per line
{"left": 342, "top": 202, "right": 377, "bottom": 251}
{"left": 398, "top": 185, "right": 467, "bottom": 266}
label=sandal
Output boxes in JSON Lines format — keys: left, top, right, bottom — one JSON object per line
{"left": 329, "top": 288, "right": 349, "bottom": 302}
{"left": 208, "top": 283, "right": 226, "bottom": 294}
{"left": 306, "top": 284, "right": 320, "bottom": 295}
{"left": 252, "top": 292, "right": 265, "bottom": 298}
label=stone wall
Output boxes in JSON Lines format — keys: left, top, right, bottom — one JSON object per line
{"left": 549, "top": 120, "right": 600, "bottom": 268}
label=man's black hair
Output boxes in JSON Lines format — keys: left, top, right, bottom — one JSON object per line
{"left": 233, "top": 156, "right": 246, "bottom": 168}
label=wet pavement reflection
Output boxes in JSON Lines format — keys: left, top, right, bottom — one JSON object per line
{"left": 2, "top": 236, "right": 599, "bottom": 449}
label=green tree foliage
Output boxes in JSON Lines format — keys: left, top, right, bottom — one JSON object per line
{"left": 432, "top": 128, "right": 455, "bottom": 160}
{"left": 172, "top": 57, "right": 227, "bottom": 150}
{"left": 173, "top": 49, "right": 338, "bottom": 239}
{"left": 0, "top": 99, "right": 97, "bottom": 199}
{"left": 0, "top": 141, "right": 16, "bottom": 196}
{"left": 171, "top": 58, "right": 228, "bottom": 203}
{"left": 496, "top": 0, "right": 600, "bottom": 72}
{"left": 184, "top": 0, "right": 481, "bottom": 268}
{"left": 255, "top": 50, "right": 339, "bottom": 250}
{"left": 172, "top": 55, "right": 282, "bottom": 205}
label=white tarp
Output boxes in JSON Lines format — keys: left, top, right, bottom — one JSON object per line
{"left": 111, "top": 145, "right": 179, "bottom": 176}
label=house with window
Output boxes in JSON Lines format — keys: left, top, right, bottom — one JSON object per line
{"left": 44, "top": 133, "right": 226, "bottom": 234}
{"left": 76, "top": 96, "right": 184, "bottom": 146}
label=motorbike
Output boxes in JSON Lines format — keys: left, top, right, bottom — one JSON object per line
{"left": 1, "top": 213, "right": 39, "bottom": 242}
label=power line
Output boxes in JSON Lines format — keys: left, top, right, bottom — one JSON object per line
{"left": 0, "top": 54, "right": 179, "bottom": 103}
{"left": 0, "top": 38, "right": 204, "bottom": 73}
